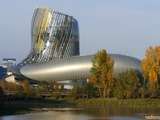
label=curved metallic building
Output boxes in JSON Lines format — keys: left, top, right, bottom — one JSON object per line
{"left": 20, "top": 54, "right": 141, "bottom": 81}
{"left": 18, "top": 8, "right": 79, "bottom": 67}
{"left": 16, "top": 8, "right": 141, "bottom": 82}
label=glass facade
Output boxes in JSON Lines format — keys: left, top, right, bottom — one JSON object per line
{"left": 19, "top": 8, "right": 79, "bottom": 66}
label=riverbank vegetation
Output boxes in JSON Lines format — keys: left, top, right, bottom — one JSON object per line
{"left": 74, "top": 98, "right": 160, "bottom": 108}
{"left": 86, "top": 48, "right": 160, "bottom": 99}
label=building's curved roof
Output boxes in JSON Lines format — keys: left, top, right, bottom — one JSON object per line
{"left": 20, "top": 54, "right": 141, "bottom": 81}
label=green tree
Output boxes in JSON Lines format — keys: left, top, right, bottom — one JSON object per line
{"left": 90, "top": 49, "right": 114, "bottom": 98}
{"left": 82, "top": 83, "right": 97, "bottom": 98}
{"left": 113, "top": 70, "right": 141, "bottom": 99}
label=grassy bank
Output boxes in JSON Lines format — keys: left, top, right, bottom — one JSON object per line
{"left": 74, "top": 98, "right": 160, "bottom": 108}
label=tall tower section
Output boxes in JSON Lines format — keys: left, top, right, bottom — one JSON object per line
{"left": 21, "top": 8, "right": 79, "bottom": 65}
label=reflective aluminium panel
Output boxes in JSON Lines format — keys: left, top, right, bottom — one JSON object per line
{"left": 18, "top": 8, "right": 79, "bottom": 67}
{"left": 20, "top": 54, "right": 141, "bottom": 81}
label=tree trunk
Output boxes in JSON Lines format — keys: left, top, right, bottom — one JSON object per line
{"left": 98, "top": 87, "right": 102, "bottom": 97}
{"left": 103, "top": 89, "right": 106, "bottom": 98}
{"left": 103, "top": 86, "right": 107, "bottom": 98}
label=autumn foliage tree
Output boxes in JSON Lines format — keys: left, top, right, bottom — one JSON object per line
{"left": 141, "top": 46, "right": 160, "bottom": 96}
{"left": 113, "top": 70, "right": 141, "bottom": 99}
{"left": 89, "top": 49, "right": 114, "bottom": 98}
{"left": 21, "top": 80, "right": 32, "bottom": 96}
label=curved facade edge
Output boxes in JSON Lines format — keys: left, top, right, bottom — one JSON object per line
{"left": 20, "top": 54, "right": 141, "bottom": 81}
{"left": 18, "top": 8, "right": 79, "bottom": 67}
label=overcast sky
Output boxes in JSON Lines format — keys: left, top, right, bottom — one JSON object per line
{"left": 0, "top": 0, "right": 160, "bottom": 62}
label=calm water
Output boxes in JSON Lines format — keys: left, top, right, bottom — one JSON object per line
{"left": 0, "top": 107, "right": 160, "bottom": 120}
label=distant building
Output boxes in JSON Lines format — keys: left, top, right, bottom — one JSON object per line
{"left": 0, "top": 58, "right": 17, "bottom": 83}
{"left": 0, "top": 66, "right": 7, "bottom": 79}
{"left": 5, "top": 75, "right": 16, "bottom": 83}
{"left": 2, "top": 58, "right": 16, "bottom": 72}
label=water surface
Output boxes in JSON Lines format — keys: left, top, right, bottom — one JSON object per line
{"left": 0, "top": 107, "right": 160, "bottom": 120}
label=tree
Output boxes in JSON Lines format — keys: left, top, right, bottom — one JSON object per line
{"left": 71, "top": 82, "right": 97, "bottom": 99}
{"left": 71, "top": 85, "right": 85, "bottom": 99}
{"left": 90, "top": 49, "right": 114, "bottom": 98}
{"left": 141, "top": 46, "right": 160, "bottom": 96}
{"left": 113, "top": 70, "right": 141, "bottom": 99}
{"left": 22, "top": 80, "right": 32, "bottom": 96}
{"left": 84, "top": 83, "right": 97, "bottom": 98}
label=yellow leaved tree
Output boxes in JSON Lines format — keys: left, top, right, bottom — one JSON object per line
{"left": 141, "top": 46, "right": 160, "bottom": 94}
{"left": 89, "top": 49, "right": 114, "bottom": 98}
